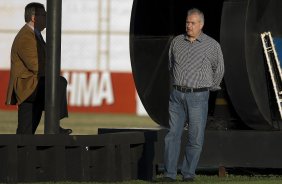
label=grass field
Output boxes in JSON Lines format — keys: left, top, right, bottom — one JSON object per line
{"left": 0, "top": 110, "right": 158, "bottom": 134}
{"left": 1, "top": 110, "right": 282, "bottom": 183}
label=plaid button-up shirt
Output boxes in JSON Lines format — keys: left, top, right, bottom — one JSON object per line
{"left": 169, "top": 33, "right": 225, "bottom": 91}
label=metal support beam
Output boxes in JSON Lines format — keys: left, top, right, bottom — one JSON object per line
{"left": 45, "top": 0, "right": 62, "bottom": 134}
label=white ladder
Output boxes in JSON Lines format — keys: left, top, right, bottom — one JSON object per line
{"left": 261, "top": 31, "right": 282, "bottom": 119}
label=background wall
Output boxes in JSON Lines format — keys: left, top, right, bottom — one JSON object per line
{"left": 0, "top": 0, "right": 147, "bottom": 115}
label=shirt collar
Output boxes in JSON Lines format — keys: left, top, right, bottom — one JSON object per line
{"left": 185, "top": 32, "right": 204, "bottom": 43}
{"left": 26, "top": 23, "right": 34, "bottom": 31}
{"left": 26, "top": 23, "right": 41, "bottom": 37}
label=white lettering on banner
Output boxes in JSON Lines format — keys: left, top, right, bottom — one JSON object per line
{"left": 63, "top": 71, "right": 114, "bottom": 107}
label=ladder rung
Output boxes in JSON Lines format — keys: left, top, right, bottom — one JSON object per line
{"left": 266, "top": 47, "right": 273, "bottom": 52}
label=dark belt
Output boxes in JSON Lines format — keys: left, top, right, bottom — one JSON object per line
{"left": 173, "top": 85, "right": 209, "bottom": 93}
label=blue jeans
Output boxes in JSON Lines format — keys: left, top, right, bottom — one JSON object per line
{"left": 164, "top": 88, "right": 209, "bottom": 179}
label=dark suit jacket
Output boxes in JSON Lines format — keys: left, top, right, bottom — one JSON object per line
{"left": 6, "top": 24, "right": 45, "bottom": 105}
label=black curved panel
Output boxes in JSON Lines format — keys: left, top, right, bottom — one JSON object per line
{"left": 129, "top": 0, "right": 171, "bottom": 126}
{"left": 221, "top": 0, "right": 282, "bottom": 130}
{"left": 130, "top": 36, "right": 171, "bottom": 126}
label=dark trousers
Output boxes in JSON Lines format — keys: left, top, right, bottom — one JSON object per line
{"left": 17, "top": 76, "right": 68, "bottom": 134}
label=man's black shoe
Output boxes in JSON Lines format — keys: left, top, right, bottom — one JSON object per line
{"left": 59, "top": 126, "right": 72, "bottom": 135}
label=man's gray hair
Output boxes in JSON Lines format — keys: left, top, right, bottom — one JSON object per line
{"left": 187, "top": 8, "right": 205, "bottom": 25}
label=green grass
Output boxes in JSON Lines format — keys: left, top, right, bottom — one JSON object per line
{"left": 1, "top": 110, "right": 282, "bottom": 183}
{"left": 0, "top": 110, "right": 158, "bottom": 134}
{"left": 12, "top": 175, "right": 282, "bottom": 184}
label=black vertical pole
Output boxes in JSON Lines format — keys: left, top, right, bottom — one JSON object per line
{"left": 45, "top": 0, "right": 62, "bottom": 134}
